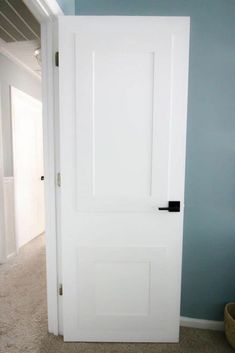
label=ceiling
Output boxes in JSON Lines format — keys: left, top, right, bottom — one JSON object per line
{"left": 0, "top": 0, "right": 40, "bottom": 42}
{"left": 0, "top": 0, "right": 41, "bottom": 77}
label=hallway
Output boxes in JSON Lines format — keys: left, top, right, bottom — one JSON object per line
{"left": 0, "top": 235, "right": 47, "bottom": 352}
{"left": 0, "top": 235, "right": 233, "bottom": 353}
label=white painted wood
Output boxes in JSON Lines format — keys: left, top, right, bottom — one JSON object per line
{"left": 11, "top": 87, "right": 45, "bottom": 249}
{"left": 42, "top": 0, "right": 64, "bottom": 15}
{"left": 49, "top": 21, "right": 64, "bottom": 335}
{"left": 59, "top": 16, "right": 190, "bottom": 342}
{"left": 23, "top": 0, "right": 63, "bottom": 22}
{"left": 0, "top": 85, "right": 6, "bottom": 263}
{"left": 6, "top": 252, "right": 15, "bottom": 259}
{"left": 40, "top": 20, "right": 60, "bottom": 335}
{"left": 3, "top": 177, "right": 16, "bottom": 257}
{"left": 180, "top": 317, "right": 224, "bottom": 331}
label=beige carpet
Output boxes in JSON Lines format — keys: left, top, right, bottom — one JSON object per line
{"left": 0, "top": 234, "right": 233, "bottom": 353}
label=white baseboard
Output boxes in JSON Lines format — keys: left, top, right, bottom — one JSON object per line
{"left": 180, "top": 316, "right": 224, "bottom": 331}
{"left": 3, "top": 177, "right": 16, "bottom": 257}
{"left": 7, "top": 252, "right": 16, "bottom": 259}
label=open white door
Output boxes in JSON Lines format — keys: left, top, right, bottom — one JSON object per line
{"left": 58, "top": 16, "right": 190, "bottom": 342}
{"left": 11, "top": 87, "right": 45, "bottom": 249}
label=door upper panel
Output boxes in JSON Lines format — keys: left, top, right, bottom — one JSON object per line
{"left": 59, "top": 17, "right": 190, "bottom": 213}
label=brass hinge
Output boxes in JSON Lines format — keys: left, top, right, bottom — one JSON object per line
{"left": 55, "top": 51, "right": 59, "bottom": 67}
{"left": 57, "top": 172, "right": 61, "bottom": 187}
{"left": 59, "top": 284, "right": 63, "bottom": 296}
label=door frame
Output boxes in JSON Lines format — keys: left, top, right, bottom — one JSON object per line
{"left": 0, "top": 0, "right": 65, "bottom": 336}
{"left": 23, "top": 0, "right": 62, "bottom": 335}
{"left": 0, "top": 84, "right": 6, "bottom": 264}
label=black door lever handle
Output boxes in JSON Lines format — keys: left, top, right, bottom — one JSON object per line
{"left": 159, "top": 201, "right": 180, "bottom": 212}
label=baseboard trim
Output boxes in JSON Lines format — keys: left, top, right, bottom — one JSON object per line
{"left": 180, "top": 316, "right": 224, "bottom": 331}
{"left": 7, "top": 252, "right": 16, "bottom": 259}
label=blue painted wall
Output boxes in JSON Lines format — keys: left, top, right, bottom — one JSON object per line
{"left": 56, "top": 0, "right": 75, "bottom": 15}
{"left": 73, "top": 0, "right": 235, "bottom": 321}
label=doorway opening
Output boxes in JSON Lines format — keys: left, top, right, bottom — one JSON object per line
{"left": 0, "top": 0, "right": 44, "bottom": 257}
{"left": 0, "top": 0, "right": 49, "bottom": 348}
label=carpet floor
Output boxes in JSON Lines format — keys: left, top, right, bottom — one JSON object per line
{"left": 0, "top": 234, "right": 233, "bottom": 353}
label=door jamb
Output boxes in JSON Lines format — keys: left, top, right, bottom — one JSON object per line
{"left": 0, "top": 84, "right": 6, "bottom": 264}
{"left": 23, "top": 0, "right": 63, "bottom": 335}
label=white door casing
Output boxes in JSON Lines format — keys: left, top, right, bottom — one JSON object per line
{"left": 58, "top": 16, "right": 190, "bottom": 342}
{"left": 11, "top": 87, "right": 45, "bottom": 249}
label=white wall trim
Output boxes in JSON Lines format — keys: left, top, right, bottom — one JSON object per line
{"left": 41, "top": 0, "right": 63, "bottom": 16}
{"left": 7, "top": 252, "right": 16, "bottom": 259}
{"left": 3, "top": 176, "right": 16, "bottom": 258}
{"left": 180, "top": 316, "right": 224, "bottom": 331}
{"left": 0, "top": 84, "right": 7, "bottom": 264}
{"left": 40, "top": 20, "right": 59, "bottom": 336}
{"left": 23, "top": 0, "right": 63, "bottom": 22}
{"left": 21, "top": 0, "right": 62, "bottom": 336}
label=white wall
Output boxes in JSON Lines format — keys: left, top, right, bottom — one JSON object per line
{"left": 0, "top": 53, "right": 41, "bottom": 176}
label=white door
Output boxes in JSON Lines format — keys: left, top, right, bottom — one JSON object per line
{"left": 58, "top": 16, "right": 190, "bottom": 342}
{"left": 11, "top": 87, "right": 45, "bottom": 249}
